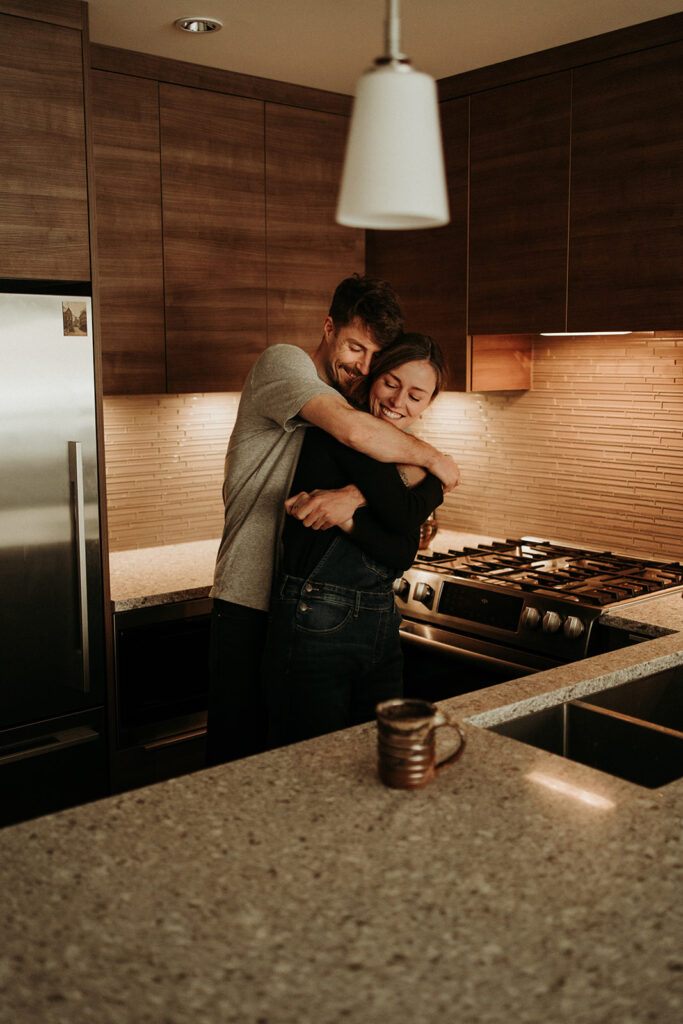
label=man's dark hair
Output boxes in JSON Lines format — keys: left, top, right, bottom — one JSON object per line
{"left": 328, "top": 274, "right": 403, "bottom": 350}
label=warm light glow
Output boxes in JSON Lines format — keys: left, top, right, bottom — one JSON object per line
{"left": 527, "top": 771, "right": 615, "bottom": 809}
{"left": 540, "top": 332, "right": 632, "bottom": 336}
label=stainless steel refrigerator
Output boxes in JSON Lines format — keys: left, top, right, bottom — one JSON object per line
{"left": 0, "top": 288, "right": 108, "bottom": 826}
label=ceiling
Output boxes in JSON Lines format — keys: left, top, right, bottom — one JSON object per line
{"left": 86, "top": 1, "right": 681, "bottom": 96}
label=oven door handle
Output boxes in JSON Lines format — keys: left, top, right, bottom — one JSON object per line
{"left": 399, "top": 622, "right": 558, "bottom": 673}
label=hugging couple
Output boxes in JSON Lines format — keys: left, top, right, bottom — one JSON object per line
{"left": 207, "top": 274, "right": 461, "bottom": 766}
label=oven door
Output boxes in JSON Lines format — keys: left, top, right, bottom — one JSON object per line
{"left": 399, "top": 619, "right": 561, "bottom": 704}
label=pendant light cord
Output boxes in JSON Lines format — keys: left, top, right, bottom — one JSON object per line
{"left": 384, "top": 0, "right": 405, "bottom": 61}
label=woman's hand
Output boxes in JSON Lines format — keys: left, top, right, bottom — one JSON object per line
{"left": 285, "top": 485, "right": 366, "bottom": 530}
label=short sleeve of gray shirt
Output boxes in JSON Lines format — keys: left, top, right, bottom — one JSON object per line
{"left": 210, "top": 344, "right": 340, "bottom": 611}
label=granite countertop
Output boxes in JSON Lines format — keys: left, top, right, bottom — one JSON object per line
{"left": 109, "top": 538, "right": 220, "bottom": 612}
{"left": 1, "top": 658, "right": 682, "bottom": 1023}
{"left": 3, "top": 538, "right": 683, "bottom": 1020}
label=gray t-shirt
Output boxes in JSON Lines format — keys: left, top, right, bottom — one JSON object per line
{"left": 211, "top": 344, "right": 339, "bottom": 611}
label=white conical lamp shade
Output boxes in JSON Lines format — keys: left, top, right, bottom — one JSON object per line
{"left": 336, "top": 62, "right": 449, "bottom": 230}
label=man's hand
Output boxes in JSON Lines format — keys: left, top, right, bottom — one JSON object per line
{"left": 429, "top": 453, "right": 461, "bottom": 492}
{"left": 285, "top": 484, "right": 366, "bottom": 530}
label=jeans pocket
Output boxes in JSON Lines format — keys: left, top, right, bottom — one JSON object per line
{"left": 296, "top": 596, "right": 353, "bottom": 635}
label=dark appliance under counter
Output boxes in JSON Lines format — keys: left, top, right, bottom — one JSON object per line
{"left": 111, "top": 597, "right": 211, "bottom": 793}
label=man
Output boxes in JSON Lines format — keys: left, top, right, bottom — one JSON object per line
{"left": 207, "top": 274, "right": 460, "bottom": 765}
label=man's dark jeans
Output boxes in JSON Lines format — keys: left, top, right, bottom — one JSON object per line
{"left": 206, "top": 599, "right": 269, "bottom": 766}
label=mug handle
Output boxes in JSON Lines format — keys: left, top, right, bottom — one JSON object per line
{"left": 432, "top": 711, "right": 466, "bottom": 774}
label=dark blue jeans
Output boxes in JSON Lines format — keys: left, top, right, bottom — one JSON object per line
{"left": 264, "top": 536, "right": 404, "bottom": 747}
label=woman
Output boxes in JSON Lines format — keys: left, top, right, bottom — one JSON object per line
{"left": 264, "top": 333, "right": 446, "bottom": 747}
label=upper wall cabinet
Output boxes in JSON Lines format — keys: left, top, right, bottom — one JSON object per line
{"left": 160, "top": 84, "right": 267, "bottom": 392}
{"left": 468, "top": 72, "right": 571, "bottom": 335}
{"left": 91, "top": 71, "right": 166, "bottom": 394}
{"left": 0, "top": 9, "right": 90, "bottom": 280}
{"left": 366, "top": 98, "right": 470, "bottom": 389}
{"left": 90, "top": 56, "right": 356, "bottom": 394}
{"left": 568, "top": 41, "right": 683, "bottom": 332}
{"left": 265, "top": 103, "right": 364, "bottom": 354}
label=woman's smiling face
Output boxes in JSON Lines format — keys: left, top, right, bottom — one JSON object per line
{"left": 368, "top": 359, "right": 438, "bottom": 431}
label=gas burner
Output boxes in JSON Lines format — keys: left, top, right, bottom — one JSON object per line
{"left": 415, "top": 538, "right": 683, "bottom": 607}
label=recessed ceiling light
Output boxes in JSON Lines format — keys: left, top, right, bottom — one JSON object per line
{"left": 174, "top": 16, "right": 223, "bottom": 34}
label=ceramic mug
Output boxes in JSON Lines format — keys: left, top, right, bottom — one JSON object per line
{"left": 376, "top": 698, "right": 466, "bottom": 789}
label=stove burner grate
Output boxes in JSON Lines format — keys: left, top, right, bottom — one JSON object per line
{"left": 415, "top": 539, "right": 683, "bottom": 606}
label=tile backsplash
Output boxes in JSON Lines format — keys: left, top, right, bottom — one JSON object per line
{"left": 103, "top": 332, "right": 683, "bottom": 559}
{"left": 103, "top": 393, "right": 239, "bottom": 551}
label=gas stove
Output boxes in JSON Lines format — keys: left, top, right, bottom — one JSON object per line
{"left": 396, "top": 538, "right": 683, "bottom": 669}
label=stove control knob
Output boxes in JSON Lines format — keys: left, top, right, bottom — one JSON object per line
{"left": 413, "top": 582, "right": 435, "bottom": 608}
{"left": 520, "top": 606, "right": 541, "bottom": 630}
{"left": 542, "top": 610, "right": 563, "bottom": 634}
{"left": 563, "top": 615, "right": 585, "bottom": 639}
{"left": 393, "top": 577, "right": 410, "bottom": 602}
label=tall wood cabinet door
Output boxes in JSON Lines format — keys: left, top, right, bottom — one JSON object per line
{"left": 160, "top": 84, "right": 267, "bottom": 392}
{"left": 568, "top": 42, "right": 683, "bottom": 331}
{"left": 0, "top": 13, "right": 90, "bottom": 280}
{"left": 468, "top": 72, "right": 571, "bottom": 335}
{"left": 90, "top": 71, "right": 166, "bottom": 394}
{"left": 366, "top": 98, "right": 469, "bottom": 389}
{"left": 265, "top": 103, "right": 364, "bottom": 353}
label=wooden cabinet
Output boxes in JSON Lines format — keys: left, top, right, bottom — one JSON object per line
{"left": 0, "top": 8, "right": 90, "bottom": 280}
{"left": 265, "top": 103, "right": 364, "bottom": 353}
{"left": 92, "top": 77, "right": 268, "bottom": 394}
{"left": 160, "top": 84, "right": 267, "bottom": 392}
{"left": 469, "top": 73, "right": 571, "bottom": 335}
{"left": 568, "top": 41, "right": 683, "bottom": 331}
{"left": 366, "top": 98, "right": 470, "bottom": 389}
{"left": 92, "top": 70, "right": 355, "bottom": 393}
{"left": 91, "top": 71, "right": 166, "bottom": 393}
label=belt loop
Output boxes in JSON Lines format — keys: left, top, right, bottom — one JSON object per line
{"left": 354, "top": 591, "right": 361, "bottom": 618}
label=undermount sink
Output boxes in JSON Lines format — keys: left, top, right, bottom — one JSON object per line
{"left": 488, "top": 667, "right": 683, "bottom": 789}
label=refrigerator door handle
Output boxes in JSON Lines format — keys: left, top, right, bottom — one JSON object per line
{"left": 68, "top": 441, "right": 90, "bottom": 693}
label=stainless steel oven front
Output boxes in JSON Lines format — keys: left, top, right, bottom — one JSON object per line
{"left": 396, "top": 567, "right": 603, "bottom": 703}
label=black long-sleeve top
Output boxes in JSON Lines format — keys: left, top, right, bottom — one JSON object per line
{"left": 280, "top": 427, "right": 443, "bottom": 579}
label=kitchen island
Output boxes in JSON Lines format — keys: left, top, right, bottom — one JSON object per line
{"left": 2, "top": 625, "right": 682, "bottom": 1023}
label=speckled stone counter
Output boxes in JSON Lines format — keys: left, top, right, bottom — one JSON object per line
{"left": 109, "top": 538, "right": 220, "bottom": 612}
{"left": 15, "top": 534, "right": 673, "bottom": 1021}
{"left": 1, "top": 665, "right": 682, "bottom": 1024}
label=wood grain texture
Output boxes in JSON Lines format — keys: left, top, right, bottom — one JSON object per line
{"left": 90, "top": 71, "right": 166, "bottom": 394}
{"left": 468, "top": 73, "right": 571, "bottom": 334}
{"left": 265, "top": 103, "right": 364, "bottom": 353}
{"left": 568, "top": 41, "right": 683, "bottom": 331}
{"left": 91, "top": 44, "right": 352, "bottom": 118}
{"left": 366, "top": 98, "right": 470, "bottom": 390}
{"left": 470, "top": 336, "right": 532, "bottom": 392}
{"left": 438, "top": 12, "right": 683, "bottom": 102}
{"left": 0, "top": 13, "right": 90, "bottom": 279}
{"left": 0, "top": 0, "right": 85, "bottom": 30}
{"left": 160, "top": 84, "right": 267, "bottom": 392}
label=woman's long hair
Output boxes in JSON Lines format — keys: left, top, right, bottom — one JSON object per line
{"left": 351, "top": 332, "right": 447, "bottom": 408}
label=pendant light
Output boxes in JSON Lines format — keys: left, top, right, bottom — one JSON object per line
{"left": 336, "top": 0, "right": 449, "bottom": 230}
